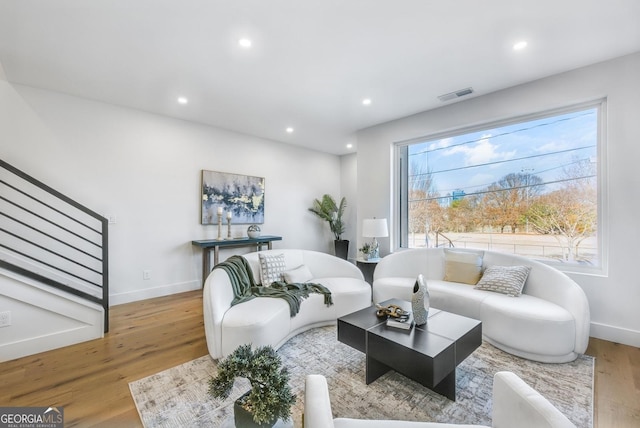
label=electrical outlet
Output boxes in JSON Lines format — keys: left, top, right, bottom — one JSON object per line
{"left": 143, "top": 270, "right": 151, "bottom": 280}
{"left": 0, "top": 311, "right": 11, "bottom": 328}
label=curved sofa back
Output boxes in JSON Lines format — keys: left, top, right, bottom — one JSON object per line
{"left": 242, "top": 249, "right": 364, "bottom": 283}
{"left": 374, "top": 248, "right": 590, "bottom": 354}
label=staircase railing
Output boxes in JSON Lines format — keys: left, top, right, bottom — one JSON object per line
{"left": 0, "top": 159, "right": 109, "bottom": 332}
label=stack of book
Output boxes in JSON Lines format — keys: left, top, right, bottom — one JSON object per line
{"left": 386, "top": 311, "right": 414, "bottom": 330}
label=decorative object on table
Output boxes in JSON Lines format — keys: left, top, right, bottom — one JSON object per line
{"left": 412, "top": 273, "right": 429, "bottom": 326}
{"left": 208, "top": 344, "right": 295, "bottom": 427}
{"left": 375, "top": 303, "right": 409, "bottom": 320}
{"left": 375, "top": 303, "right": 413, "bottom": 330}
{"left": 308, "top": 194, "right": 349, "bottom": 259}
{"left": 217, "top": 207, "right": 224, "bottom": 240}
{"left": 361, "top": 218, "right": 388, "bottom": 260}
{"left": 201, "top": 170, "right": 265, "bottom": 225}
{"left": 247, "top": 224, "right": 261, "bottom": 238}
{"left": 386, "top": 311, "right": 414, "bottom": 330}
{"left": 226, "top": 211, "right": 232, "bottom": 239}
{"left": 358, "top": 242, "right": 373, "bottom": 260}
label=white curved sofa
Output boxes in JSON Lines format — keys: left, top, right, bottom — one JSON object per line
{"left": 304, "top": 372, "right": 577, "bottom": 428}
{"left": 203, "top": 249, "right": 372, "bottom": 359}
{"left": 373, "top": 248, "right": 590, "bottom": 363}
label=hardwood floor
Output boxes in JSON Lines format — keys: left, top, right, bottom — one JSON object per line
{"left": 1, "top": 290, "right": 638, "bottom": 427}
{"left": 0, "top": 290, "right": 208, "bottom": 427}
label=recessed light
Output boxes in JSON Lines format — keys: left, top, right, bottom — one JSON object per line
{"left": 177, "top": 97, "right": 188, "bottom": 105}
{"left": 346, "top": 143, "right": 353, "bottom": 149}
{"left": 286, "top": 127, "right": 294, "bottom": 133}
{"left": 362, "top": 98, "right": 372, "bottom": 106}
{"left": 513, "top": 41, "right": 528, "bottom": 51}
{"left": 239, "top": 38, "right": 252, "bottom": 48}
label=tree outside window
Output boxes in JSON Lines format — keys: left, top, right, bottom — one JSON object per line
{"left": 400, "top": 104, "right": 602, "bottom": 270}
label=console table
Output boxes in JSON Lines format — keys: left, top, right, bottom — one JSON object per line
{"left": 192, "top": 235, "right": 282, "bottom": 285}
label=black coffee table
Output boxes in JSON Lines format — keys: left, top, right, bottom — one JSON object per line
{"left": 337, "top": 299, "right": 482, "bottom": 401}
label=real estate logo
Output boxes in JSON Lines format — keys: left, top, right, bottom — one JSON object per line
{"left": 0, "top": 406, "right": 64, "bottom": 428}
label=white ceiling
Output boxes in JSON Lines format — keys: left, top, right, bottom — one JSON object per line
{"left": 1, "top": 1, "right": 639, "bottom": 155}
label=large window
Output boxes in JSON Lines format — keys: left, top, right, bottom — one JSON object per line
{"left": 397, "top": 101, "right": 606, "bottom": 273}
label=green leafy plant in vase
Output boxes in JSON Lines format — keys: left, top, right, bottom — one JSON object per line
{"left": 308, "top": 194, "right": 349, "bottom": 259}
{"left": 208, "top": 344, "right": 295, "bottom": 427}
{"left": 359, "top": 242, "right": 373, "bottom": 260}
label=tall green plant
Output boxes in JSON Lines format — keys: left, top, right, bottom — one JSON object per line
{"left": 308, "top": 194, "right": 347, "bottom": 240}
{"left": 208, "top": 344, "right": 295, "bottom": 425}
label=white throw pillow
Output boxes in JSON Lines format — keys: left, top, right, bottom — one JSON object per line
{"left": 282, "top": 264, "right": 314, "bottom": 284}
{"left": 475, "top": 265, "right": 532, "bottom": 296}
{"left": 258, "top": 253, "right": 286, "bottom": 286}
{"left": 443, "top": 249, "right": 484, "bottom": 285}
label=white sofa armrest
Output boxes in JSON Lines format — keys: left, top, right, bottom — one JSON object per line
{"left": 492, "top": 372, "right": 576, "bottom": 428}
{"left": 304, "top": 374, "right": 335, "bottom": 428}
{"left": 203, "top": 268, "right": 236, "bottom": 359}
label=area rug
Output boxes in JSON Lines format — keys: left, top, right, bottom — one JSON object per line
{"left": 129, "top": 326, "right": 593, "bottom": 427}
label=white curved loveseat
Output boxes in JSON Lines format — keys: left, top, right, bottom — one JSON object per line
{"left": 203, "top": 249, "right": 372, "bottom": 359}
{"left": 305, "top": 372, "right": 577, "bottom": 428}
{"left": 373, "top": 248, "right": 590, "bottom": 363}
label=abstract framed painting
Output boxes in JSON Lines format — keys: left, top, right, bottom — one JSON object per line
{"left": 201, "top": 170, "right": 265, "bottom": 225}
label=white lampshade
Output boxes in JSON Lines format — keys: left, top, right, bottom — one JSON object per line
{"left": 362, "top": 218, "right": 388, "bottom": 238}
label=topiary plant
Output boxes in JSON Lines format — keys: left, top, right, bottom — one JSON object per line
{"left": 208, "top": 344, "right": 296, "bottom": 426}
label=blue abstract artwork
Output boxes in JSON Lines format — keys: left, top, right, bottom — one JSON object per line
{"left": 201, "top": 170, "right": 265, "bottom": 225}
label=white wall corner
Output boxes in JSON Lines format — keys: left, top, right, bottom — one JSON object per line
{"left": 0, "top": 61, "right": 6, "bottom": 81}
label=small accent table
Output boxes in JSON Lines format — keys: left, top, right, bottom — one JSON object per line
{"left": 337, "top": 298, "right": 482, "bottom": 401}
{"left": 192, "top": 235, "right": 282, "bottom": 285}
{"left": 356, "top": 258, "right": 380, "bottom": 285}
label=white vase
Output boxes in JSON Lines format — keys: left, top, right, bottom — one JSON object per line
{"left": 412, "top": 274, "right": 429, "bottom": 326}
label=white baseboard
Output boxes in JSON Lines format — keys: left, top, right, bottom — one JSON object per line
{"left": 1, "top": 325, "right": 103, "bottom": 362}
{"left": 109, "top": 280, "right": 201, "bottom": 306}
{"left": 590, "top": 321, "right": 640, "bottom": 348}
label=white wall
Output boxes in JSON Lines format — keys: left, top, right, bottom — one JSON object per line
{"left": 0, "top": 82, "right": 343, "bottom": 305}
{"left": 356, "top": 52, "right": 640, "bottom": 347}
{"left": 340, "top": 153, "right": 358, "bottom": 261}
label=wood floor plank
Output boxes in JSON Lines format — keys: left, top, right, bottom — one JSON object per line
{"left": 1, "top": 289, "right": 638, "bottom": 427}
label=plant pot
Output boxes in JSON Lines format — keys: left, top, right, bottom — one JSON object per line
{"left": 233, "top": 392, "right": 277, "bottom": 428}
{"left": 334, "top": 239, "right": 349, "bottom": 260}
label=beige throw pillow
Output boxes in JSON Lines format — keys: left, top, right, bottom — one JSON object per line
{"left": 283, "top": 264, "right": 314, "bottom": 284}
{"left": 443, "top": 249, "right": 484, "bottom": 285}
{"left": 475, "top": 265, "right": 531, "bottom": 297}
{"left": 258, "top": 253, "right": 286, "bottom": 286}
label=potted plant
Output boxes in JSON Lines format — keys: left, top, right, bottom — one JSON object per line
{"left": 208, "top": 344, "right": 295, "bottom": 428}
{"left": 359, "top": 242, "right": 373, "bottom": 260}
{"left": 308, "top": 194, "right": 349, "bottom": 259}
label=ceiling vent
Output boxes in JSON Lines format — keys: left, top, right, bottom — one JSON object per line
{"left": 437, "top": 87, "right": 474, "bottom": 102}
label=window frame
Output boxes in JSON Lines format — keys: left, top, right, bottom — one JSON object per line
{"left": 394, "top": 99, "right": 608, "bottom": 277}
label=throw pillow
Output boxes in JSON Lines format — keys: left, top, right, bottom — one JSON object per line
{"left": 283, "top": 264, "right": 314, "bottom": 284}
{"left": 475, "top": 265, "right": 532, "bottom": 297}
{"left": 443, "top": 248, "right": 484, "bottom": 285}
{"left": 258, "top": 253, "right": 287, "bottom": 286}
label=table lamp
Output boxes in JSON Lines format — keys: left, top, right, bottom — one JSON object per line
{"left": 362, "top": 218, "right": 388, "bottom": 260}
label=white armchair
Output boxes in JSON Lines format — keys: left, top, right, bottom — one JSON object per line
{"left": 303, "top": 372, "right": 576, "bottom": 428}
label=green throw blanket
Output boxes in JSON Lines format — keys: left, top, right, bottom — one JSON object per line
{"left": 215, "top": 255, "right": 333, "bottom": 317}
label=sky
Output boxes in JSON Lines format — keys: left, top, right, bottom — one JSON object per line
{"left": 408, "top": 108, "right": 598, "bottom": 199}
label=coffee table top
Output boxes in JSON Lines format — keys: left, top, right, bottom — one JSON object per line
{"left": 338, "top": 298, "right": 481, "bottom": 359}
